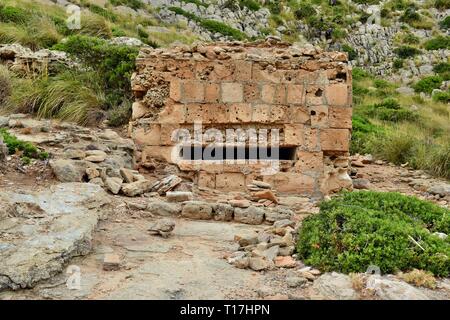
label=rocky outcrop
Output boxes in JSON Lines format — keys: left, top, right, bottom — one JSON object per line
{"left": 0, "top": 183, "right": 110, "bottom": 291}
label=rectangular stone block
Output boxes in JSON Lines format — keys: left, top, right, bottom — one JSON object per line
{"left": 228, "top": 103, "right": 252, "bottom": 123}
{"left": 158, "top": 103, "right": 186, "bottom": 124}
{"left": 325, "top": 83, "right": 349, "bottom": 106}
{"left": 243, "top": 83, "right": 260, "bottom": 103}
{"left": 132, "top": 124, "right": 160, "bottom": 146}
{"left": 142, "top": 146, "right": 174, "bottom": 163}
{"left": 284, "top": 124, "right": 304, "bottom": 145}
{"left": 320, "top": 129, "right": 350, "bottom": 151}
{"left": 222, "top": 83, "right": 244, "bottom": 103}
{"left": 251, "top": 104, "right": 271, "bottom": 123}
{"left": 309, "top": 105, "right": 329, "bottom": 127}
{"left": 169, "top": 79, "right": 182, "bottom": 102}
{"left": 182, "top": 81, "right": 205, "bottom": 103}
{"left": 294, "top": 151, "right": 324, "bottom": 172}
{"left": 328, "top": 106, "right": 352, "bottom": 129}
{"left": 286, "top": 84, "right": 305, "bottom": 105}
{"left": 160, "top": 124, "right": 179, "bottom": 146}
{"left": 204, "top": 82, "right": 220, "bottom": 103}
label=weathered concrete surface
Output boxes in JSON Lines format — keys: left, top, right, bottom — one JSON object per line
{"left": 0, "top": 183, "right": 109, "bottom": 291}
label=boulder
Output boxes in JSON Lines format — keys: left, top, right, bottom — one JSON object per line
{"left": 366, "top": 275, "right": 430, "bottom": 300}
{"left": 0, "top": 183, "right": 109, "bottom": 291}
{"left": 122, "top": 180, "right": 154, "bottom": 197}
{"left": 234, "top": 206, "right": 265, "bottom": 224}
{"left": 213, "top": 203, "right": 234, "bottom": 221}
{"left": 146, "top": 199, "right": 181, "bottom": 217}
{"left": 104, "top": 177, "right": 123, "bottom": 194}
{"left": 181, "top": 201, "right": 214, "bottom": 220}
{"left": 50, "top": 159, "right": 85, "bottom": 182}
{"left": 428, "top": 184, "right": 450, "bottom": 197}
{"left": 313, "top": 272, "right": 358, "bottom": 300}
{"left": 166, "top": 191, "right": 193, "bottom": 202}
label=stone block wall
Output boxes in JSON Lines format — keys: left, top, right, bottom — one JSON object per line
{"left": 130, "top": 39, "right": 353, "bottom": 197}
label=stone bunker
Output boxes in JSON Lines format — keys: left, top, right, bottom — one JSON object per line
{"left": 129, "top": 39, "right": 353, "bottom": 197}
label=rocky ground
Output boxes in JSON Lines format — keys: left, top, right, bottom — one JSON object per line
{"left": 0, "top": 116, "right": 449, "bottom": 300}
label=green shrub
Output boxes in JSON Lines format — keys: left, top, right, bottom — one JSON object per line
{"left": 424, "top": 36, "right": 450, "bottom": 50}
{"left": 393, "top": 58, "right": 404, "bottom": 69}
{"left": 108, "top": 99, "right": 132, "bottom": 126}
{"left": 433, "top": 62, "right": 450, "bottom": 74}
{"left": 364, "top": 98, "right": 419, "bottom": 122}
{"left": 53, "top": 35, "right": 138, "bottom": 103}
{"left": 440, "top": 16, "right": 450, "bottom": 29}
{"left": 402, "top": 33, "right": 420, "bottom": 45}
{"left": 342, "top": 44, "right": 357, "bottom": 61}
{"left": 79, "top": 13, "right": 112, "bottom": 39}
{"left": 394, "top": 46, "right": 421, "bottom": 58}
{"left": 266, "top": 0, "right": 282, "bottom": 14}
{"left": 294, "top": 3, "right": 316, "bottom": 20}
{"left": 181, "top": 0, "right": 208, "bottom": 7}
{"left": 109, "top": 0, "right": 144, "bottom": 10}
{"left": 0, "top": 128, "right": 48, "bottom": 159}
{"left": 413, "top": 75, "right": 443, "bottom": 94}
{"left": 297, "top": 191, "right": 450, "bottom": 276}
{"left": 0, "top": 5, "right": 29, "bottom": 23}
{"left": 350, "top": 115, "right": 383, "bottom": 154}
{"left": 432, "top": 91, "right": 450, "bottom": 103}
{"left": 434, "top": 0, "right": 450, "bottom": 9}
{"left": 400, "top": 7, "right": 420, "bottom": 23}
{"left": 88, "top": 4, "right": 118, "bottom": 22}
{"left": 239, "top": 0, "right": 261, "bottom": 11}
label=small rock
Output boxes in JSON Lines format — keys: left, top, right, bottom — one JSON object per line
{"left": 286, "top": 276, "right": 308, "bottom": 288}
{"left": 103, "top": 253, "right": 121, "bottom": 271}
{"left": 252, "top": 180, "right": 271, "bottom": 189}
{"left": 122, "top": 180, "right": 154, "bottom": 197}
{"left": 249, "top": 257, "right": 271, "bottom": 271}
{"left": 274, "top": 256, "right": 297, "bottom": 268}
{"left": 50, "top": 159, "right": 85, "bottom": 182}
{"left": 147, "top": 218, "right": 175, "bottom": 238}
{"left": 166, "top": 191, "right": 193, "bottom": 202}
{"left": 86, "top": 167, "right": 99, "bottom": 180}
{"left": 146, "top": 200, "right": 181, "bottom": 217}
{"left": 234, "top": 233, "right": 259, "bottom": 247}
{"left": 432, "top": 232, "right": 447, "bottom": 240}
{"left": 229, "top": 199, "right": 251, "bottom": 208}
{"left": 120, "top": 168, "right": 136, "bottom": 183}
{"left": 353, "top": 178, "right": 371, "bottom": 190}
{"left": 104, "top": 177, "right": 123, "bottom": 194}
{"left": 254, "top": 189, "right": 278, "bottom": 204}
{"left": 64, "top": 149, "right": 86, "bottom": 160}
{"left": 313, "top": 272, "right": 358, "bottom": 300}
{"left": 428, "top": 184, "right": 450, "bottom": 197}
{"left": 85, "top": 150, "right": 107, "bottom": 162}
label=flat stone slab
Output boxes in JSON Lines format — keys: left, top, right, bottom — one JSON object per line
{"left": 0, "top": 183, "right": 109, "bottom": 291}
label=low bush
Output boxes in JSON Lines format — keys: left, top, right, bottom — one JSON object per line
{"left": 342, "top": 44, "right": 357, "bottom": 61}
{"left": 413, "top": 75, "right": 443, "bottom": 94}
{"left": 393, "top": 58, "right": 404, "bottom": 69}
{"left": 440, "top": 16, "right": 450, "bottom": 29}
{"left": 0, "top": 5, "right": 29, "bottom": 23}
{"left": 239, "top": 0, "right": 261, "bottom": 11}
{"left": 350, "top": 115, "right": 383, "bottom": 154}
{"left": 394, "top": 46, "right": 421, "bottom": 58}
{"left": 109, "top": 0, "right": 144, "bottom": 10}
{"left": 294, "top": 3, "right": 316, "bottom": 20}
{"left": 0, "top": 128, "right": 48, "bottom": 159}
{"left": 364, "top": 98, "right": 419, "bottom": 122}
{"left": 297, "top": 191, "right": 450, "bottom": 276}
{"left": 432, "top": 91, "right": 450, "bottom": 103}
{"left": 434, "top": 0, "right": 450, "bottom": 10}
{"left": 53, "top": 35, "right": 138, "bottom": 103}
{"left": 424, "top": 36, "right": 450, "bottom": 51}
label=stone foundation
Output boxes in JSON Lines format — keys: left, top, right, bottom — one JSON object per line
{"left": 130, "top": 39, "right": 353, "bottom": 197}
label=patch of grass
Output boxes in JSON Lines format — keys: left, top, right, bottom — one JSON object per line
{"left": 109, "top": 0, "right": 144, "bottom": 10}
{"left": 432, "top": 91, "right": 450, "bottom": 103}
{"left": 364, "top": 98, "right": 419, "bottom": 122}
{"left": 7, "top": 71, "right": 106, "bottom": 125}
{"left": 399, "top": 269, "right": 437, "bottom": 289}
{"left": 440, "top": 16, "right": 450, "bottom": 29}
{"left": 350, "top": 115, "right": 383, "bottom": 154}
{"left": 424, "top": 35, "right": 450, "bottom": 50}
{"left": 394, "top": 46, "right": 421, "bottom": 58}
{"left": 297, "top": 191, "right": 450, "bottom": 276}
{"left": 413, "top": 75, "right": 443, "bottom": 94}
{"left": 342, "top": 44, "right": 357, "bottom": 61}
{"left": 0, "top": 128, "right": 48, "bottom": 159}
{"left": 107, "top": 99, "right": 132, "bottom": 127}
{"left": 0, "top": 65, "right": 12, "bottom": 107}
{"left": 434, "top": 0, "right": 450, "bottom": 9}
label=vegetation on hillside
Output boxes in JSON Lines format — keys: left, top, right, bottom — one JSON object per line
{"left": 351, "top": 68, "right": 450, "bottom": 179}
{"left": 297, "top": 191, "right": 450, "bottom": 276}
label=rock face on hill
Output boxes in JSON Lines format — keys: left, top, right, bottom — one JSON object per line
{"left": 0, "top": 183, "right": 110, "bottom": 291}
